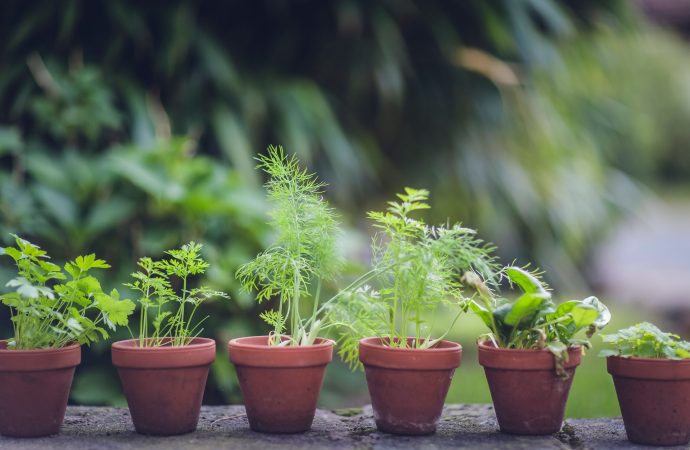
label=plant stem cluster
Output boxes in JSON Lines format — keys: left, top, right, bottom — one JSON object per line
{"left": 126, "top": 242, "right": 228, "bottom": 347}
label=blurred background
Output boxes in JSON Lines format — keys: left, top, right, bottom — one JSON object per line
{"left": 1, "top": 0, "right": 690, "bottom": 418}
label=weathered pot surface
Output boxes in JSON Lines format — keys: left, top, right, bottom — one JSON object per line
{"left": 0, "top": 340, "right": 81, "bottom": 437}
{"left": 359, "top": 337, "right": 462, "bottom": 435}
{"left": 608, "top": 356, "right": 690, "bottom": 446}
{"left": 228, "top": 335, "right": 334, "bottom": 433}
{"left": 478, "top": 340, "right": 581, "bottom": 435}
{"left": 112, "top": 337, "right": 216, "bottom": 436}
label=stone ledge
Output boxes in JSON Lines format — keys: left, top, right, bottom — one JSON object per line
{"left": 0, "top": 405, "right": 683, "bottom": 450}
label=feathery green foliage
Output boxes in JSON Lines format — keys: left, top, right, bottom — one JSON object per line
{"left": 464, "top": 265, "right": 610, "bottom": 376}
{"left": 0, "top": 235, "right": 134, "bottom": 349}
{"left": 328, "top": 188, "right": 499, "bottom": 368}
{"left": 236, "top": 145, "right": 344, "bottom": 346}
{"left": 125, "top": 242, "right": 228, "bottom": 347}
{"left": 599, "top": 323, "right": 690, "bottom": 359}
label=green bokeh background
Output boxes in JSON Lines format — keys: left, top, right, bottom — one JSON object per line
{"left": 0, "top": 0, "right": 687, "bottom": 416}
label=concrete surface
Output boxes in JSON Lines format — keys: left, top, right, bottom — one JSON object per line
{"left": 0, "top": 404, "right": 682, "bottom": 450}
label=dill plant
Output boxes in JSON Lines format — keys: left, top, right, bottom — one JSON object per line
{"left": 236, "top": 145, "right": 350, "bottom": 346}
{"left": 327, "top": 188, "right": 499, "bottom": 367}
{"left": 125, "top": 242, "right": 228, "bottom": 347}
{"left": 0, "top": 235, "right": 135, "bottom": 349}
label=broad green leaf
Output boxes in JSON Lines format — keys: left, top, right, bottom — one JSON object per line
{"left": 94, "top": 292, "right": 135, "bottom": 329}
{"left": 581, "top": 296, "right": 610, "bottom": 329}
{"left": 504, "top": 266, "right": 549, "bottom": 295}
{"left": 504, "top": 292, "right": 550, "bottom": 326}
{"left": 468, "top": 301, "right": 494, "bottom": 330}
{"left": 2, "top": 247, "right": 22, "bottom": 261}
{"left": 569, "top": 304, "right": 598, "bottom": 328}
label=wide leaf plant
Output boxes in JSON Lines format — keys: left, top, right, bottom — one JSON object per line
{"left": 464, "top": 265, "right": 610, "bottom": 376}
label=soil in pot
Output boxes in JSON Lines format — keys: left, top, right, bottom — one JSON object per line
{"left": 228, "top": 336, "right": 333, "bottom": 433}
{"left": 0, "top": 341, "right": 81, "bottom": 437}
{"left": 608, "top": 356, "right": 690, "bottom": 446}
{"left": 359, "top": 337, "right": 462, "bottom": 435}
{"left": 478, "top": 340, "right": 581, "bottom": 435}
{"left": 111, "top": 337, "right": 215, "bottom": 435}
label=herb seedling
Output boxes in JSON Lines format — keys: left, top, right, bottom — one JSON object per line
{"left": 237, "top": 146, "right": 399, "bottom": 347}
{"left": 125, "top": 242, "right": 228, "bottom": 347}
{"left": 236, "top": 145, "right": 347, "bottom": 346}
{"left": 599, "top": 322, "right": 690, "bottom": 359}
{"left": 0, "top": 234, "right": 135, "bottom": 349}
{"left": 327, "top": 188, "right": 499, "bottom": 367}
{"left": 464, "top": 265, "right": 610, "bottom": 376}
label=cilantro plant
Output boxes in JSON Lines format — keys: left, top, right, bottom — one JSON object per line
{"left": 327, "top": 188, "right": 499, "bottom": 367}
{"left": 464, "top": 265, "right": 610, "bottom": 376}
{"left": 599, "top": 322, "right": 690, "bottom": 359}
{"left": 125, "top": 242, "right": 228, "bottom": 347}
{"left": 0, "top": 235, "right": 135, "bottom": 349}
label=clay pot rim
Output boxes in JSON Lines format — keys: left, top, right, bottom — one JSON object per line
{"left": 228, "top": 335, "right": 334, "bottom": 368}
{"left": 112, "top": 337, "right": 216, "bottom": 369}
{"left": 478, "top": 339, "right": 582, "bottom": 353}
{"left": 228, "top": 335, "right": 335, "bottom": 351}
{"left": 607, "top": 354, "right": 690, "bottom": 380}
{"left": 359, "top": 336, "right": 462, "bottom": 353}
{"left": 606, "top": 354, "right": 690, "bottom": 363}
{"left": 0, "top": 340, "right": 81, "bottom": 371}
{"left": 478, "top": 340, "right": 582, "bottom": 370}
{"left": 112, "top": 337, "right": 215, "bottom": 352}
{"left": 0, "top": 340, "right": 80, "bottom": 354}
{"left": 359, "top": 336, "right": 462, "bottom": 370}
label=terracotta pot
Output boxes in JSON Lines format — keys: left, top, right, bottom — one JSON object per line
{"left": 0, "top": 340, "right": 80, "bottom": 437}
{"left": 228, "top": 335, "right": 333, "bottom": 433}
{"left": 359, "top": 337, "right": 462, "bottom": 435}
{"left": 111, "top": 337, "right": 215, "bottom": 435}
{"left": 478, "top": 341, "right": 581, "bottom": 435}
{"left": 608, "top": 356, "right": 690, "bottom": 446}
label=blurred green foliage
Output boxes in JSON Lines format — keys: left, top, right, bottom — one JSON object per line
{"left": 1, "top": 0, "right": 689, "bottom": 413}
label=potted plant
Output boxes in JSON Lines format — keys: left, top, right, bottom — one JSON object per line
{"left": 464, "top": 267, "right": 610, "bottom": 435}
{"left": 112, "top": 242, "right": 228, "bottom": 435}
{"left": 232, "top": 146, "right": 403, "bottom": 433}
{"left": 0, "top": 235, "right": 134, "bottom": 437}
{"left": 326, "top": 187, "right": 498, "bottom": 435}
{"left": 231, "top": 146, "right": 352, "bottom": 433}
{"left": 600, "top": 322, "right": 690, "bottom": 446}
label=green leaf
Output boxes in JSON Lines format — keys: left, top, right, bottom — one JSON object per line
{"left": 504, "top": 292, "right": 550, "bottom": 326}
{"left": 569, "top": 304, "right": 598, "bottom": 328}
{"left": 153, "top": 311, "right": 173, "bottom": 333}
{"left": 504, "top": 266, "right": 549, "bottom": 295}
{"left": 2, "top": 247, "right": 22, "bottom": 262}
{"left": 469, "top": 300, "right": 494, "bottom": 330}
{"left": 6, "top": 277, "right": 54, "bottom": 299}
{"left": 94, "top": 291, "right": 135, "bottom": 329}
{"left": 581, "top": 296, "right": 610, "bottom": 329}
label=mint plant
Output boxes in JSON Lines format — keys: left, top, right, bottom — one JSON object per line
{"left": 599, "top": 322, "right": 690, "bottom": 359}
{"left": 464, "top": 265, "right": 610, "bottom": 376}
{"left": 125, "top": 242, "right": 228, "bottom": 347}
{"left": 327, "top": 188, "right": 499, "bottom": 367}
{"left": 0, "top": 235, "right": 135, "bottom": 349}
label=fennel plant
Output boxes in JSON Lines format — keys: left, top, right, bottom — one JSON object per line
{"left": 0, "top": 235, "right": 135, "bottom": 349}
{"left": 125, "top": 242, "right": 228, "bottom": 347}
